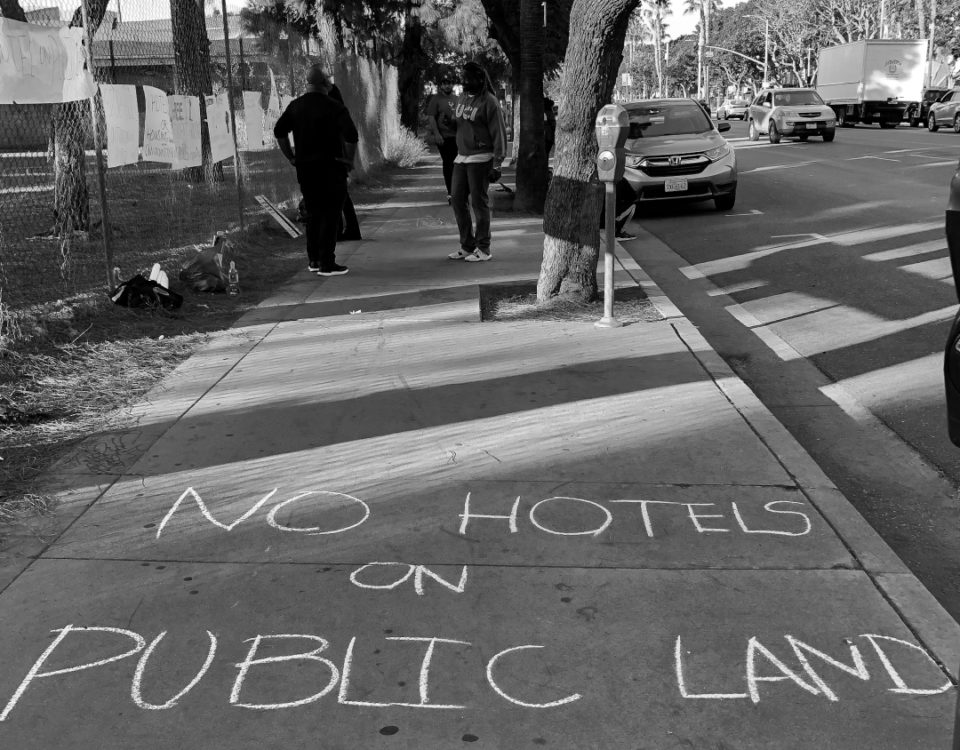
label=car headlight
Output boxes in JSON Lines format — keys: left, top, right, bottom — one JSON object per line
{"left": 625, "top": 155, "right": 644, "bottom": 168}
{"left": 703, "top": 143, "right": 730, "bottom": 162}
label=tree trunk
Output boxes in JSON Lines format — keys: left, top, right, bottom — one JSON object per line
{"left": 538, "top": 0, "right": 636, "bottom": 303}
{"left": 50, "top": 0, "right": 109, "bottom": 235}
{"left": 0, "top": 0, "right": 27, "bottom": 21}
{"left": 515, "top": 0, "right": 548, "bottom": 213}
{"left": 398, "top": 0, "right": 426, "bottom": 132}
{"left": 170, "top": 0, "right": 222, "bottom": 183}
{"left": 510, "top": 59, "right": 521, "bottom": 162}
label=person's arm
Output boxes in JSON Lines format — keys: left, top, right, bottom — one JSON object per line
{"left": 273, "top": 107, "right": 295, "bottom": 166}
{"left": 337, "top": 106, "right": 360, "bottom": 171}
{"left": 425, "top": 96, "right": 443, "bottom": 145}
{"left": 489, "top": 95, "right": 507, "bottom": 166}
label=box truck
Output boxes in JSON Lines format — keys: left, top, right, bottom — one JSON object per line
{"left": 815, "top": 39, "right": 928, "bottom": 127}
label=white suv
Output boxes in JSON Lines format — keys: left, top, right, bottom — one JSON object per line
{"left": 747, "top": 88, "right": 836, "bottom": 143}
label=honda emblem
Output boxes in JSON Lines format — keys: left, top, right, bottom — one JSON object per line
{"left": 668, "top": 155, "right": 682, "bottom": 167}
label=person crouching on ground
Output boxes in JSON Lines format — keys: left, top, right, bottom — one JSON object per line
{"left": 274, "top": 64, "right": 359, "bottom": 276}
{"left": 447, "top": 61, "right": 507, "bottom": 263}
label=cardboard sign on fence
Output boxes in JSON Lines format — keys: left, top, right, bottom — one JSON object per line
{"left": 169, "top": 94, "right": 202, "bottom": 169}
{"left": 99, "top": 84, "right": 140, "bottom": 168}
{"left": 0, "top": 18, "right": 95, "bottom": 104}
{"left": 142, "top": 86, "right": 175, "bottom": 165}
{"left": 205, "top": 93, "right": 234, "bottom": 164}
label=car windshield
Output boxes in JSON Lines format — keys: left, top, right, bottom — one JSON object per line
{"left": 772, "top": 91, "right": 824, "bottom": 106}
{"left": 729, "top": 100, "right": 747, "bottom": 106}
{"left": 626, "top": 102, "right": 712, "bottom": 137}
{"left": 926, "top": 90, "right": 948, "bottom": 101}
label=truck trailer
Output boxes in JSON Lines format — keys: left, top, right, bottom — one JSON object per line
{"left": 815, "top": 39, "right": 928, "bottom": 127}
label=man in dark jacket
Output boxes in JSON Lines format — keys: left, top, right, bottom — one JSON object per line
{"left": 274, "top": 65, "right": 359, "bottom": 276}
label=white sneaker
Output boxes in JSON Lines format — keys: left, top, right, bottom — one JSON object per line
{"left": 464, "top": 250, "right": 492, "bottom": 262}
{"left": 448, "top": 249, "right": 473, "bottom": 260}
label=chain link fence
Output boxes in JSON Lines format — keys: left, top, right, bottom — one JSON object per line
{"left": 0, "top": 0, "right": 400, "bottom": 337}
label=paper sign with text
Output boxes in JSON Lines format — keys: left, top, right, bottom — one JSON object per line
{"left": 204, "top": 92, "right": 233, "bottom": 164}
{"left": 241, "top": 90, "right": 264, "bottom": 149}
{"left": 142, "top": 86, "right": 175, "bottom": 164}
{"left": 99, "top": 84, "right": 139, "bottom": 168}
{"left": 168, "top": 94, "right": 202, "bottom": 169}
{"left": 0, "top": 18, "right": 95, "bottom": 104}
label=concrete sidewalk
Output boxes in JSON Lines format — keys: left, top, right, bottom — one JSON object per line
{"left": 0, "top": 160, "right": 958, "bottom": 749}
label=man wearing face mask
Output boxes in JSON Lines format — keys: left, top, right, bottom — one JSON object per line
{"left": 425, "top": 72, "right": 458, "bottom": 204}
{"left": 447, "top": 61, "right": 507, "bottom": 263}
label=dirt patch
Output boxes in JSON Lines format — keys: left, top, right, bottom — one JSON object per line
{"left": 480, "top": 280, "right": 663, "bottom": 324}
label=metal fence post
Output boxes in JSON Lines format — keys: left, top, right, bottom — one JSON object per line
{"left": 81, "top": 0, "right": 114, "bottom": 288}
{"left": 220, "top": 0, "right": 244, "bottom": 230}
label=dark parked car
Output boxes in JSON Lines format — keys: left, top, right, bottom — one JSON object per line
{"left": 906, "top": 88, "right": 950, "bottom": 127}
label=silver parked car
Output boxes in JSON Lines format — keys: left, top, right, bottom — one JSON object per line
{"left": 747, "top": 87, "right": 836, "bottom": 143}
{"left": 620, "top": 98, "right": 738, "bottom": 212}
{"left": 927, "top": 89, "right": 960, "bottom": 132}
{"left": 717, "top": 98, "right": 749, "bottom": 120}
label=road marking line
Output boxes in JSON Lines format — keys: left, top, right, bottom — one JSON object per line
{"left": 906, "top": 159, "right": 957, "bottom": 168}
{"left": 884, "top": 147, "right": 939, "bottom": 153}
{"left": 707, "top": 280, "right": 769, "bottom": 297}
{"left": 739, "top": 160, "right": 819, "bottom": 174}
{"left": 830, "top": 221, "right": 941, "bottom": 246}
{"left": 863, "top": 239, "right": 945, "bottom": 262}
{"left": 846, "top": 156, "right": 900, "bottom": 162}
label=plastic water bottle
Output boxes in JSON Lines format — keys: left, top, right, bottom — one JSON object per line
{"left": 227, "top": 261, "right": 239, "bottom": 297}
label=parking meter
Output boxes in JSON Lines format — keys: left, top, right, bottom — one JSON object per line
{"left": 595, "top": 105, "right": 629, "bottom": 182}
{"left": 595, "top": 105, "right": 629, "bottom": 329}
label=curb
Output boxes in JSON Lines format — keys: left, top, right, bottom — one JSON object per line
{"left": 623, "top": 224, "right": 960, "bottom": 682}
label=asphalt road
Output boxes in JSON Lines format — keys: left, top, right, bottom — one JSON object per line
{"left": 622, "top": 119, "right": 960, "bottom": 622}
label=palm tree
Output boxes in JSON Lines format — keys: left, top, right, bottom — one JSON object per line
{"left": 684, "top": 0, "right": 718, "bottom": 99}
{"left": 639, "top": 0, "right": 670, "bottom": 96}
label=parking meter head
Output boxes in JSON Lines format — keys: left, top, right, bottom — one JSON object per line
{"left": 595, "top": 104, "right": 629, "bottom": 182}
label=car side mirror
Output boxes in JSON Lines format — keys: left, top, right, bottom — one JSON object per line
{"left": 762, "top": 101, "right": 772, "bottom": 108}
{"left": 716, "top": 121, "right": 731, "bottom": 133}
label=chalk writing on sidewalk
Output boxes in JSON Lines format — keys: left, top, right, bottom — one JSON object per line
{"left": 0, "top": 626, "right": 950, "bottom": 721}
{"left": 154, "top": 488, "right": 813, "bottom": 540}
{"left": 675, "top": 633, "right": 951, "bottom": 702}
{"left": 0, "top": 625, "right": 581, "bottom": 720}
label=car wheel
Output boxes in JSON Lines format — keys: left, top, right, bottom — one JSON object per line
{"left": 929, "top": 114, "right": 939, "bottom": 132}
{"left": 768, "top": 122, "right": 781, "bottom": 144}
{"left": 837, "top": 109, "right": 846, "bottom": 127}
{"left": 910, "top": 117, "right": 921, "bottom": 127}
{"left": 714, "top": 189, "right": 736, "bottom": 211}
{"left": 822, "top": 128, "right": 836, "bottom": 142}
{"left": 748, "top": 119, "right": 759, "bottom": 141}
{"left": 953, "top": 115, "right": 960, "bottom": 134}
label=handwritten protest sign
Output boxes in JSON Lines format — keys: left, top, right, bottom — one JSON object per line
{"left": 0, "top": 18, "right": 95, "bottom": 104}
{"left": 142, "top": 86, "right": 175, "bottom": 164}
{"left": 168, "top": 94, "right": 202, "bottom": 169}
{"left": 99, "top": 84, "right": 139, "bottom": 168}
{"left": 262, "top": 69, "right": 281, "bottom": 149}
{"left": 241, "top": 90, "right": 264, "bottom": 149}
{"left": 204, "top": 92, "right": 233, "bottom": 164}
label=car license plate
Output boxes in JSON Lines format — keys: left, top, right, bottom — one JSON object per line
{"left": 806, "top": 123, "right": 818, "bottom": 129}
{"left": 665, "top": 177, "right": 688, "bottom": 192}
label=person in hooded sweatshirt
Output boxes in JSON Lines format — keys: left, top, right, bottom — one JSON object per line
{"left": 446, "top": 61, "right": 507, "bottom": 263}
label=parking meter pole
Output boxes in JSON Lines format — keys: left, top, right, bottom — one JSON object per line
{"left": 594, "top": 103, "right": 629, "bottom": 330}
{"left": 596, "top": 183, "right": 621, "bottom": 328}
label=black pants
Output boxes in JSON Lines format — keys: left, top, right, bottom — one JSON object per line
{"left": 339, "top": 191, "right": 361, "bottom": 240}
{"left": 438, "top": 137, "right": 458, "bottom": 195}
{"left": 300, "top": 172, "right": 348, "bottom": 269}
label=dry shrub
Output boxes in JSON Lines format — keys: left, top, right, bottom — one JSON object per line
{"left": 382, "top": 128, "right": 429, "bottom": 168}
